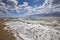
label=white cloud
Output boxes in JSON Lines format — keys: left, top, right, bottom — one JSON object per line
{"left": 0, "top": 0, "right": 60, "bottom": 18}
{"left": 0, "top": 0, "right": 18, "bottom": 17}
{"left": 7, "top": 0, "right": 18, "bottom": 8}
{"left": 0, "top": 2, "right": 8, "bottom": 16}
{"left": 0, "top": 0, "right": 29, "bottom": 17}
{"left": 32, "top": 0, "right": 60, "bottom": 14}
{"left": 16, "top": 2, "right": 28, "bottom": 13}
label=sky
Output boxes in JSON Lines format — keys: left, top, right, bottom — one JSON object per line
{"left": 0, "top": 0, "right": 60, "bottom": 18}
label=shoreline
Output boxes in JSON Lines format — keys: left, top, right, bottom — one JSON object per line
{"left": 0, "top": 19, "right": 16, "bottom": 40}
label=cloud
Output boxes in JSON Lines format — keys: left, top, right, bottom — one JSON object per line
{"left": 0, "top": 0, "right": 28, "bottom": 17}
{"left": 0, "top": 0, "right": 60, "bottom": 18}
{"left": 16, "top": 2, "right": 28, "bottom": 13}
{"left": 7, "top": 0, "right": 18, "bottom": 8}
{"left": 0, "top": 1, "right": 8, "bottom": 16}
{"left": 0, "top": 0, "right": 18, "bottom": 17}
{"left": 52, "top": 0, "right": 60, "bottom": 6}
{"left": 33, "top": 0, "right": 60, "bottom": 13}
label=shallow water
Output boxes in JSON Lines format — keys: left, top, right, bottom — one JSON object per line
{"left": 4, "top": 19, "right": 60, "bottom": 40}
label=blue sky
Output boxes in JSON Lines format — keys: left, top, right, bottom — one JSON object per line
{"left": 18, "top": 0, "right": 45, "bottom": 6}
{"left": 2, "top": 0, "right": 45, "bottom": 7}
{"left": 0, "top": 0, "right": 60, "bottom": 18}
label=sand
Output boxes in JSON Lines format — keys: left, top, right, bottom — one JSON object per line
{"left": 0, "top": 19, "right": 16, "bottom": 40}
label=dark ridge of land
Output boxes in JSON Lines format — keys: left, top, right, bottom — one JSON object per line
{"left": 0, "top": 19, "right": 16, "bottom": 40}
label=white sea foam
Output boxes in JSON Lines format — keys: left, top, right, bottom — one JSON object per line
{"left": 4, "top": 20, "right": 60, "bottom": 40}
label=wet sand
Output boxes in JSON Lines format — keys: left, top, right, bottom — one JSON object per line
{"left": 0, "top": 19, "right": 16, "bottom": 40}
